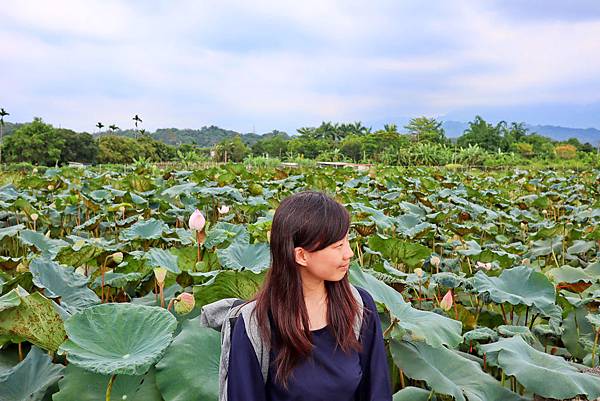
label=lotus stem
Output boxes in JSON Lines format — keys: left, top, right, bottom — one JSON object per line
{"left": 159, "top": 283, "right": 165, "bottom": 308}
{"left": 101, "top": 256, "right": 109, "bottom": 303}
{"left": 524, "top": 306, "right": 529, "bottom": 327}
{"left": 500, "top": 304, "right": 508, "bottom": 324}
{"left": 592, "top": 329, "right": 599, "bottom": 368}
{"left": 18, "top": 342, "right": 23, "bottom": 361}
{"left": 105, "top": 374, "right": 117, "bottom": 401}
{"left": 383, "top": 317, "right": 399, "bottom": 338}
{"left": 196, "top": 232, "right": 202, "bottom": 262}
{"left": 399, "top": 369, "right": 405, "bottom": 389}
{"left": 167, "top": 298, "right": 175, "bottom": 312}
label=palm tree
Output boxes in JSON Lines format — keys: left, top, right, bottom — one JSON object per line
{"left": 109, "top": 124, "right": 119, "bottom": 132}
{"left": 0, "top": 108, "right": 9, "bottom": 165}
{"left": 96, "top": 122, "right": 104, "bottom": 133}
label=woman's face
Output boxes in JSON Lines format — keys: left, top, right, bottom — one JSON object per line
{"left": 297, "top": 234, "right": 354, "bottom": 283}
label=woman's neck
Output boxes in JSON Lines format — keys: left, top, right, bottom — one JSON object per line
{"left": 300, "top": 271, "right": 326, "bottom": 301}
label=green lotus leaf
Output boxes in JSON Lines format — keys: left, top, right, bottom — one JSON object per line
{"left": 0, "top": 347, "right": 65, "bottom": 401}
{"left": 29, "top": 257, "right": 100, "bottom": 314}
{"left": 430, "top": 272, "right": 464, "bottom": 289}
{"left": 0, "top": 287, "right": 66, "bottom": 352}
{"left": 567, "top": 240, "right": 596, "bottom": 255}
{"left": 193, "top": 269, "right": 265, "bottom": 308}
{"left": 496, "top": 325, "right": 541, "bottom": 347}
{"left": 217, "top": 242, "right": 271, "bottom": 272}
{"left": 161, "top": 182, "right": 198, "bottom": 198}
{"left": 156, "top": 317, "right": 220, "bottom": 401}
{"left": 19, "top": 230, "right": 68, "bottom": 259}
{"left": 120, "top": 219, "right": 170, "bottom": 241}
{"left": 144, "top": 247, "right": 181, "bottom": 274}
{"left": 56, "top": 241, "right": 106, "bottom": 267}
{"left": 463, "top": 327, "right": 498, "bottom": 343}
{"left": 390, "top": 339, "right": 525, "bottom": 401}
{"left": 368, "top": 235, "right": 431, "bottom": 268}
{"left": 91, "top": 272, "right": 143, "bottom": 289}
{"left": 562, "top": 306, "right": 596, "bottom": 360}
{"left": 59, "top": 303, "right": 177, "bottom": 376}
{"left": 349, "top": 264, "right": 462, "bottom": 348}
{"left": 586, "top": 313, "right": 600, "bottom": 329}
{"left": 204, "top": 222, "right": 250, "bottom": 249}
{"left": 348, "top": 202, "right": 396, "bottom": 230}
{"left": 530, "top": 236, "right": 563, "bottom": 257}
{"left": 0, "top": 290, "right": 21, "bottom": 312}
{"left": 457, "top": 240, "right": 482, "bottom": 256}
{"left": 0, "top": 224, "right": 24, "bottom": 241}
{"left": 472, "top": 265, "right": 560, "bottom": 323}
{"left": 53, "top": 365, "right": 161, "bottom": 401}
{"left": 132, "top": 284, "right": 182, "bottom": 307}
{"left": 396, "top": 214, "right": 434, "bottom": 238}
{"left": 481, "top": 336, "right": 600, "bottom": 400}
{"left": 393, "top": 386, "right": 436, "bottom": 401}
{"left": 547, "top": 265, "right": 596, "bottom": 284}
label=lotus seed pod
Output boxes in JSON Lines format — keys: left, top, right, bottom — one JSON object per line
{"left": 153, "top": 267, "right": 167, "bottom": 285}
{"left": 430, "top": 255, "right": 441, "bottom": 267}
{"left": 111, "top": 252, "right": 124, "bottom": 264}
{"left": 174, "top": 292, "right": 195, "bottom": 315}
{"left": 440, "top": 290, "right": 453, "bottom": 311}
{"left": 32, "top": 168, "right": 38, "bottom": 174}
{"left": 189, "top": 209, "right": 206, "bottom": 231}
{"left": 47, "top": 184, "right": 54, "bottom": 191}
{"left": 414, "top": 268, "right": 424, "bottom": 278}
{"left": 30, "top": 213, "right": 39, "bottom": 221}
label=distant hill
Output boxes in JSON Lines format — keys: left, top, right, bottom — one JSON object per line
{"left": 442, "top": 121, "right": 599, "bottom": 144}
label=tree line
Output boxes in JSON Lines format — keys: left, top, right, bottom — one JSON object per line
{"left": 0, "top": 115, "right": 597, "bottom": 167}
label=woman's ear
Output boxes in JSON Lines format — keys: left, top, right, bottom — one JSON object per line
{"left": 294, "top": 247, "right": 308, "bottom": 267}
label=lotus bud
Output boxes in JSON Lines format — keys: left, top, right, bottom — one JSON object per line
{"left": 520, "top": 222, "right": 527, "bottom": 230}
{"left": 189, "top": 209, "right": 206, "bottom": 231}
{"left": 30, "top": 213, "right": 39, "bottom": 222}
{"left": 218, "top": 205, "right": 230, "bottom": 214}
{"left": 174, "top": 292, "right": 195, "bottom": 315}
{"left": 47, "top": 184, "right": 54, "bottom": 191}
{"left": 153, "top": 267, "right": 167, "bottom": 285}
{"left": 522, "top": 258, "right": 530, "bottom": 266}
{"left": 542, "top": 210, "right": 548, "bottom": 215}
{"left": 430, "top": 255, "right": 441, "bottom": 267}
{"left": 111, "top": 252, "right": 124, "bottom": 264}
{"left": 476, "top": 261, "right": 492, "bottom": 271}
{"left": 414, "top": 268, "right": 424, "bottom": 278}
{"left": 440, "top": 290, "right": 453, "bottom": 311}
{"left": 138, "top": 215, "right": 144, "bottom": 221}
{"left": 32, "top": 168, "right": 38, "bottom": 174}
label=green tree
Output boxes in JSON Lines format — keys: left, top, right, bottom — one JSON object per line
{"left": 2, "top": 118, "right": 64, "bottom": 165}
{"left": 339, "top": 135, "right": 364, "bottom": 162}
{"left": 287, "top": 137, "right": 330, "bottom": 159}
{"left": 0, "top": 107, "right": 9, "bottom": 165}
{"left": 97, "top": 135, "right": 141, "bottom": 164}
{"left": 404, "top": 117, "right": 447, "bottom": 144}
{"left": 457, "top": 116, "right": 505, "bottom": 151}
{"left": 214, "top": 135, "right": 250, "bottom": 162}
{"left": 252, "top": 133, "right": 289, "bottom": 158}
{"left": 55, "top": 129, "right": 99, "bottom": 164}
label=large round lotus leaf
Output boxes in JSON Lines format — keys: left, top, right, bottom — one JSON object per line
{"left": 393, "top": 386, "right": 436, "bottom": 401}
{"left": 0, "top": 224, "right": 24, "bottom": 241}
{"left": 91, "top": 272, "right": 143, "bottom": 289}
{"left": 217, "top": 242, "right": 271, "bottom": 272}
{"left": 481, "top": 336, "right": 600, "bottom": 400}
{"left": 396, "top": 214, "right": 434, "bottom": 238}
{"left": 0, "top": 287, "right": 66, "bottom": 353}
{"left": 463, "top": 327, "right": 498, "bottom": 343}
{"left": 29, "top": 257, "right": 100, "bottom": 314}
{"left": 567, "top": 240, "right": 596, "bottom": 255}
{"left": 547, "top": 265, "right": 597, "bottom": 284}
{"left": 193, "top": 270, "right": 265, "bottom": 308}
{"left": 144, "top": 247, "right": 181, "bottom": 274}
{"left": 0, "top": 346, "right": 64, "bottom": 401}
{"left": 53, "top": 365, "right": 161, "bottom": 401}
{"left": 390, "top": 339, "right": 525, "bottom": 401}
{"left": 59, "top": 303, "right": 177, "bottom": 376}
{"left": 349, "top": 264, "right": 462, "bottom": 348}
{"left": 156, "top": 317, "right": 220, "bottom": 401}
{"left": 586, "top": 313, "right": 600, "bottom": 329}
{"left": 204, "top": 222, "right": 249, "bottom": 249}
{"left": 367, "top": 235, "right": 431, "bottom": 268}
{"left": 472, "top": 265, "right": 560, "bottom": 321}
{"left": 120, "top": 219, "right": 169, "bottom": 241}
{"left": 530, "top": 236, "right": 563, "bottom": 257}
{"left": 348, "top": 203, "right": 395, "bottom": 230}
{"left": 562, "top": 306, "right": 596, "bottom": 360}
{"left": 19, "top": 230, "right": 68, "bottom": 259}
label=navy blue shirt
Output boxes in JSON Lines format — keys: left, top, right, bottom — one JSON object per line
{"left": 227, "top": 287, "right": 392, "bottom": 401}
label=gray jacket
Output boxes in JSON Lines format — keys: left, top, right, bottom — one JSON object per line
{"left": 199, "top": 285, "right": 365, "bottom": 401}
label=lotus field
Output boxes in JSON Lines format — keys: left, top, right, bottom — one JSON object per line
{"left": 0, "top": 164, "right": 600, "bottom": 401}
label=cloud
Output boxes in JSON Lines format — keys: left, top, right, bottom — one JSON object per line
{"left": 1, "top": 0, "right": 599, "bottom": 133}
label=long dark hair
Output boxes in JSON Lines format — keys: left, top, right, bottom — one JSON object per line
{"left": 254, "top": 191, "right": 361, "bottom": 387}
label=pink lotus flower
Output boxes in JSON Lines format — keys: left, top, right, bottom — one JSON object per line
{"left": 440, "top": 290, "right": 453, "bottom": 311}
{"left": 189, "top": 209, "right": 206, "bottom": 231}
{"left": 476, "top": 261, "right": 492, "bottom": 271}
{"left": 218, "top": 205, "right": 230, "bottom": 214}
{"left": 174, "top": 292, "right": 195, "bottom": 315}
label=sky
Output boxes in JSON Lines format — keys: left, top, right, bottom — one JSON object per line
{"left": 2, "top": 0, "right": 600, "bottom": 134}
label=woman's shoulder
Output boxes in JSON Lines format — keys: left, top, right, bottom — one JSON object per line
{"left": 351, "top": 285, "right": 377, "bottom": 310}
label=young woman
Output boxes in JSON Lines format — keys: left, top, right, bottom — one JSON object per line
{"left": 227, "top": 191, "right": 392, "bottom": 401}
